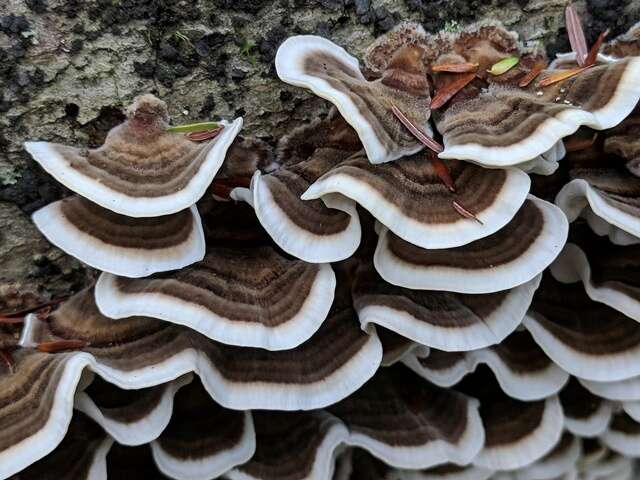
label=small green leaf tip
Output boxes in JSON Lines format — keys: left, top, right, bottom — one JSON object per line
{"left": 167, "top": 121, "right": 220, "bottom": 133}
{"left": 487, "top": 56, "right": 519, "bottom": 75}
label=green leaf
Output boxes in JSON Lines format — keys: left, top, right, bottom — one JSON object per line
{"left": 166, "top": 121, "right": 220, "bottom": 133}
{"left": 487, "top": 56, "right": 519, "bottom": 75}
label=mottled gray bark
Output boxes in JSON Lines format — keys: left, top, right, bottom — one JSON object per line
{"left": 0, "top": 0, "right": 638, "bottom": 312}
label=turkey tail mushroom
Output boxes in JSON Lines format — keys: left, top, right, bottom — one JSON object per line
{"left": 24, "top": 94, "right": 242, "bottom": 218}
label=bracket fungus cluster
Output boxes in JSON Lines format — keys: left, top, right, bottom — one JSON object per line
{"left": 3, "top": 7, "right": 640, "bottom": 480}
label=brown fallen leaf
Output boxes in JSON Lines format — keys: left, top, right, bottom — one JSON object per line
{"left": 565, "top": 4, "right": 588, "bottom": 67}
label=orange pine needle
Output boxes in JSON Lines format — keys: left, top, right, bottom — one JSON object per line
{"left": 452, "top": 200, "right": 483, "bottom": 224}
{"left": 430, "top": 73, "right": 476, "bottom": 110}
{"left": 538, "top": 66, "right": 591, "bottom": 87}
{"left": 37, "top": 340, "right": 88, "bottom": 353}
{"left": 519, "top": 63, "right": 546, "bottom": 87}
{"left": 390, "top": 103, "right": 443, "bottom": 153}
{"left": 565, "top": 4, "right": 588, "bottom": 67}
{"left": 584, "top": 30, "right": 610, "bottom": 66}
{"left": 427, "top": 153, "right": 456, "bottom": 193}
{"left": 431, "top": 62, "right": 478, "bottom": 73}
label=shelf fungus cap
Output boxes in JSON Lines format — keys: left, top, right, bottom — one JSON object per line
{"left": 302, "top": 152, "right": 531, "bottom": 250}
{"left": 150, "top": 379, "right": 255, "bottom": 480}
{"left": 353, "top": 262, "right": 540, "bottom": 352}
{"left": 403, "top": 464, "right": 493, "bottom": 480}
{"left": 403, "top": 330, "right": 568, "bottom": 401}
{"left": 226, "top": 411, "right": 348, "bottom": 480}
{"left": 10, "top": 412, "right": 113, "bottom": 480}
{"left": 550, "top": 235, "right": 640, "bottom": 322}
{"left": 275, "top": 34, "right": 432, "bottom": 164}
{"left": 0, "top": 348, "right": 102, "bottom": 479}
{"left": 437, "top": 58, "right": 640, "bottom": 167}
{"left": 559, "top": 378, "right": 613, "bottom": 438}
{"left": 32, "top": 196, "right": 205, "bottom": 278}
{"left": 328, "top": 367, "right": 485, "bottom": 470}
{"left": 374, "top": 196, "right": 568, "bottom": 293}
{"left": 472, "top": 390, "right": 564, "bottom": 471}
{"left": 579, "top": 374, "right": 640, "bottom": 402}
{"left": 555, "top": 168, "right": 640, "bottom": 243}
{"left": 514, "top": 433, "right": 582, "bottom": 480}
{"left": 21, "top": 287, "right": 384, "bottom": 411}
{"left": 600, "top": 412, "right": 640, "bottom": 457}
{"left": 24, "top": 94, "right": 243, "bottom": 217}
{"left": 95, "top": 246, "right": 336, "bottom": 351}
{"left": 524, "top": 275, "right": 640, "bottom": 382}
{"left": 74, "top": 374, "right": 193, "bottom": 447}
{"left": 231, "top": 158, "right": 361, "bottom": 264}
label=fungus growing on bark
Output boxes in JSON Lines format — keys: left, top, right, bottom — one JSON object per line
{"left": 75, "top": 374, "right": 193, "bottom": 447}
{"left": 555, "top": 168, "right": 640, "bottom": 244}
{"left": 25, "top": 94, "right": 242, "bottom": 217}
{"left": 437, "top": 58, "right": 640, "bottom": 168}
{"left": 600, "top": 412, "right": 640, "bottom": 458}
{"left": 374, "top": 197, "right": 567, "bottom": 293}
{"left": 514, "top": 433, "right": 582, "bottom": 480}
{"left": 32, "top": 197, "right": 205, "bottom": 278}
{"left": 460, "top": 372, "right": 564, "bottom": 472}
{"left": 301, "top": 151, "right": 530, "bottom": 249}
{"left": 230, "top": 112, "right": 363, "bottom": 263}
{"left": 275, "top": 29, "right": 433, "bottom": 164}
{"left": 551, "top": 226, "right": 640, "bottom": 322}
{"left": 353, "top": 262, "right": 540, "bottom": 351}
{"left": 6, "top": 11, "right": 640, "bottom": 480}
{"left": 9, "top": 412, "right": 113, "bottom": 480}
{"left": 402, "top": 329, "right": 569, "bottom": 401}
{"left": 94, "top": 246, "right": 336, "bottom": 350}
{"left": 524, "top": 274, "right": 640, "bottom": 382}
{"left": 150, "top": 378, "right": 255, "bottom": 480}
{"left": 559, "top": 378, "right": 613, "bottom": 438}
